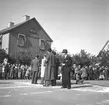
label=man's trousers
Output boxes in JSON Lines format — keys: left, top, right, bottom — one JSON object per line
{"left": 31, "top": 71, "right": 39, "bottom": 84}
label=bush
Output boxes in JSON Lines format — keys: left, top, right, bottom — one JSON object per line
{"left": 17, "top": 51, "right": 32, "bottom": 65}
{"left": 0, "top": 49, "right": 8, "bottom": 63}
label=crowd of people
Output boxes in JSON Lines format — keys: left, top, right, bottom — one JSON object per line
{"left": 0, "top": 48, "right": 109, "bottom": 89}
{"left": 0, "top": 58, "right": 32, "bottom": 80}
{"left": 70, "top": 64, "right": 109, "bottom": 84}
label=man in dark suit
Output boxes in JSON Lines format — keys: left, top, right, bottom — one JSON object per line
{"left": 61, "top": 49, "right": 72, "bottom": 89}
{"left": 51, "top": 50, "right": 57, "bottom": 86}
{"left": 31, "top": 55, "right": 40, "bottom": 84}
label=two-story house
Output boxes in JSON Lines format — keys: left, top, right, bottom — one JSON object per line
{"left": 0, "top": 15, "right": 53, "bottom": 59}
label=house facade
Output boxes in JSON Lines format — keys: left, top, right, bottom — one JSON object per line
{"left": 0, "top": 16, "right": 53, "bottom": 59}
{"left": 0, "top": 36, "right": 2, "bottom": 49}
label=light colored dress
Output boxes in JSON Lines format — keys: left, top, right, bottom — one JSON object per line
{"left": 41, "top": 58, "right": 46, "bottom": 78}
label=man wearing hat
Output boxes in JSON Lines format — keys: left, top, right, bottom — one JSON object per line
{"left": 61, "top": 49, "right": 72, "bottom": 89}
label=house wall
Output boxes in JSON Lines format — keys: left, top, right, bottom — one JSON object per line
{"left": 9, "top": 19, "right": 52, "bottom": 58}
{"left": 9, "top": 32, "right": 39, "bottom": 59}
{"left": 0, "top": 36, "right": 2, "bottom": 49}
{"left": 2, "top": 33, "right": 10, "bottom": 54}
{"left": 38, "top": 29, "right": 52, "bottom": 45}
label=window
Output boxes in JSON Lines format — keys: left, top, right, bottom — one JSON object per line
{"left": 39, "top": 39, "right": 45, "bottom": 50}
{"left": 17, "top": 34, "right": 26, "bottom": 47}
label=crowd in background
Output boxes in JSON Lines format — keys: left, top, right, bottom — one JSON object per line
{"left": 0, "top": 59, "right": 32, "bottom": 80}
{"left": 70, "top": 64, "right": 109, "bottom": 84}
{"left": 0, "top": 57, "right": 109, "bottom": 82}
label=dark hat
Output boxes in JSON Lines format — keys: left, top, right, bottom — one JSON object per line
{"left": 62, "top": 49, "right": 68, "bottom": 54}
{"left": 52, "top": 50, "right": 56, "bottom": 55}
{"left": 47, "top": 48, "right": 52, "bottom": 52}
{"left": 35, "top": 55, "right": 40, "bottom": 58}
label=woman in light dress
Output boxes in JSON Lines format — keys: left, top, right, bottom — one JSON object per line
{"left": 40, "top": 54, "right": 46, "bottom": 84}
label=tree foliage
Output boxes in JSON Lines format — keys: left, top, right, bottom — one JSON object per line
{"left": 0, "top": 49, "right": 16, "bottom": 64}
{"left": 98, "top": 50, "right": 109, "bottom": 66}
{"left": 56, "top": 49, "right": 99, "bottom": 67}
{"left": 0, "top": 49, "right": 7, "bottom": 63}
{"left": 17, "top": 51, "right": 32, "bottom": 65}
{"left": 71, "top": 50, "right": 92, "bottom": 66}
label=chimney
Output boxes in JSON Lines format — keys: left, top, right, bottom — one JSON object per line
{"left": 23, "top": 15, "right": 30, "bottom": 21}
{"left": 8, "top": 22, "right": 14, "bottom": 27}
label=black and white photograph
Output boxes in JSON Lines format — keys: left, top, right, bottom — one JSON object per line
{"left": 0, "top": 0, "right": 109, "bottom": 105}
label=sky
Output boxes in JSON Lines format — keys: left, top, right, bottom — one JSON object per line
{"left": 0, "top": 0, "right": 109, "bottom": 55}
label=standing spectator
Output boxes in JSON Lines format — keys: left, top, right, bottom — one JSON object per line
{"left": 40, "top": 54, "right": 46, "bottom": 84}
{"left": 54, "top": 52, "right": 60, "bottom": 80}
{"left": 71, "top": 64, "right": 76, "bottom": 80}
{"left": 10, "top": 64, "right": 13, "bottom": 79}
{"left": 25, "top": 66, "right": 30, "bottom": 79}
{"left": 99, "top": 66, "right": 104, "bottom": 80}
{"left": 87, "top": 65, "right": 93, "bottom": 80}
{"left": 12, "top": 64, "right": 16, "bottom": 79}
{"left": 0, "top": 63, "right": 2, "bottom": 79}
{"left": 18, "top": 64, "right": 21, "bottom": 79}
{"left": 44, "top": 48, "right": 56, "bottom": 87}
{"left": 99, "top": 70, "right": 105, "bottom": 80}
{"left": 44, "top": 48, "right": 52, "bottom": 86}
{"left": 80, "top": 66, "right": 87, "bottom": 83}
{"left": 3, "top": 58, "right": 10, "bottom": 80}
{"left": 104, "top": 66, "right": 109, "bottom": 80}
{"left": 96, "top": 65, "right": 100, "bottom": 80}
{"left": 14, "top": 64, "right": 18, "bottom": 79}
{"left": 93, "top": 66, "right": 98, "bottom": 80}
{"left": 28, "top": 66, "right": 31, "bottom": 79}
{"left": 21, "top": 65, "right": 25, "bottom": 79}
{"left": 61, "top": 49, "right": 72, "bottom": 89}
{"left": 24, "top": 65, "right": 27, "bottom": 79}
{"left": 31, "top": 55, "right": 40, "bottom": 84}
{"left": 75, "top": 65, "right": 81, "bottom": 84}
{"left": 51, "top": 50, "right": 57, "bottom": 86}
{"left": 2, "top": 63, "right": 5, "bottom": 79}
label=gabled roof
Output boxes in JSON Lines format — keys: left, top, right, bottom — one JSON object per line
{"left": 0, "top": 18, "right": 53, "bottom": 42}
{"left": 0, "top": 19, "right": 30, "bottom": 35}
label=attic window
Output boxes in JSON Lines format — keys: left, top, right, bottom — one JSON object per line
{"left": 17, "top": 34, "right": 26, "bottom": 47}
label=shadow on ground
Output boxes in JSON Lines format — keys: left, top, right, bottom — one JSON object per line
{"left": 0, "top": 82, "right": 13, "bottom": 84}
{"left": 56, "top": 80, "right": 92, "bottom": 88}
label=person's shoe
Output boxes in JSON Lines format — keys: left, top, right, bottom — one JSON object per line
{"left": 45, "top": 85, "right": 49, "bottom": 87}
{"left": 67, "top": 87, "right": 71, "bottom": 89}
{"left": 43, "top": 84, "right": 46, "bottom": 86}
{"left": 51, "top": 84, "right": 56, "bottom": 86}
{"left": 43, "top": 84, "right": 49, "bottom": 87}
{"left": 61, "top": 86, "right": 66, "bottom": 89}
